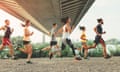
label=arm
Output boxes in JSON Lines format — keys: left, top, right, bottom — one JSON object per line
{"left": 11, "top": 28, "right": 14, "bottom": 33}
{"left": 48, "top": 32, "right": 51, "bottom": 36}
{"left": 80, "top": 34, "right": 87, "bottom": 40}
{"left": 80, "top": 36, "right": 86, "bottom": 40}
{"left": 94, "top": 26, "right": 106, "bottom": 36}
{"left": 56, "top": 26, "right": 63, "bottom": 35}
{"left": 102, "top": 31, "right": 106, "bottom": 34}
{"left": 71, "top": 25, "right": 75, "bottom": 32}
{"left": 94, "top": 26, "right": 101, "bottom": 36}
{"left": 0, "top": 26, "right": 6, "bottom": 30}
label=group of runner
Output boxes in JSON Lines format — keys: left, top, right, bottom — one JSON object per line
{"left": 0, "top": 19, "right": 33, "bottom": 64}
{"left": 79, "top": 18, "right": 111, "bottom": 59}
{"left": 42, "top": 17, "right": 111, "bottom": 61}
{"left": 0, "top": 17, "right": 111, "bottom": 64}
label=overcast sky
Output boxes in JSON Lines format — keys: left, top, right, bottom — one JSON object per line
{"left": 0, "top": 0, "right": 120, "bottom": 43}
{"left": 71, "top": 0, "right": 120, "bottom": 41}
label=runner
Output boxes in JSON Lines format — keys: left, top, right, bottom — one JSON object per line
{"left": 0, "top": 19, "right": 16, "bottom": 59}
{"left": 79, "top": 26, "right": 89, "bottom": 59}
{"left": 41, "top": 23, "right": 61, "bottom": 59}
{"left": 88, "top": 18, "right": 111, "bottom": 59}
{"left": 57, "top": 16, "right": 82, "bottom": 60}
{"left": 16, "top": 20, "right": 33, "bottom": 64}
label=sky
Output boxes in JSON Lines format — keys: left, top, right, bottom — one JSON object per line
{"left": 71, "top": 0, "right": 120, "bottom": 42}
{"left": 0, "top": 0, "right": 120, "bottom": 43}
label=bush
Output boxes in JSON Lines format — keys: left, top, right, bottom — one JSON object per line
{"left": 1, "top": 36, "right": 120, "bottom": 58}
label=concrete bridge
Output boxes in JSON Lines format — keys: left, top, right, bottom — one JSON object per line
{"left": 0, "top": 0, "right": 95, "bottom": 35}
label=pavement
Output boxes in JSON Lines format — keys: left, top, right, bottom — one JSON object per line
{"left": 0, "top": 57, "right": 120, "bottom": 72}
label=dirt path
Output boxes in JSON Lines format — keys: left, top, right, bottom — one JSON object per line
{"left": 0, "top": 57, "right": 120, "bottom": 72}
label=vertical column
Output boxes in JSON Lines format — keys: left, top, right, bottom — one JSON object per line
{"left": 57, "top": 37, "right": 62, "bottom": 45}
{"left": 42, "top": 33, "right": 45, "bottom": 43}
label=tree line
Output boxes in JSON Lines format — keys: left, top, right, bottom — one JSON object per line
{"left": 0, "top": 36, "right": 120, "bottom": 59}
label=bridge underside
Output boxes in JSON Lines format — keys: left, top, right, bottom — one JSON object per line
{"left": 0, "top": 0, "right": 95, "bottom": 34}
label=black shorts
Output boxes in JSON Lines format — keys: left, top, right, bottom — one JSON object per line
{"left": 50, "top": 41, "right": 57, "bottom": 46}
{"left": 23, "top": 40, "right": 30, "bottom": 45}
{"left": 94, "top": 35, "right": 105, "bottom": 45}
{"left": 81, "top": 42, "right": 86, "bottom": 46}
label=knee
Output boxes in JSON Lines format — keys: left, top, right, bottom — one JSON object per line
{"left": 29, "top": 51, "right": 32, "bottom": 55}
{"left": 91, "top": 43, "right": 97, "bottom": 48}
{"left": 9, "top": 45, "right": 13, "bottom": 49}
{"left": 28, "top": 48, "right": 33, "bottom": 54}
{"left": 92, "top": 46, "right": 96, "bottom": 48}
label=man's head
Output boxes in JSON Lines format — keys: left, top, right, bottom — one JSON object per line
{"left": 22, "top": 20, "right": 31, "bottom": 27}
{"left": 97, "top": 18, "right": 104, "bottom": 24}
{"left": 53, "top": 23, "right": 57, "bottom": 28}
{"left": 26, "top": 20, "right": 31, "bottom": 26}
{"left": 61, "top": 16, "right": 71, "bottom": 24}
{"left": 5, "top": 19, "right": 10, "bottom": 26}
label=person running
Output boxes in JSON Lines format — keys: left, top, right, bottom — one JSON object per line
{"left": 79, "top": 26, "right": 89, "bottom": 59}
{"left": 88, "top": 18, "right": 111, "bottom": 59}
{"left": 16, "top": 20, "right": 33, "bottom": 64}
{"left": 0, "top": 19, "right": 16, "bottom": 59}
{"left": 41, "top": 23, "right": 61, "bottom": 59}
{"left": 57, "top": 16, "right": 82, "bottom": 60}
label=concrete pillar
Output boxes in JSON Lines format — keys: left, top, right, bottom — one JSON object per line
{"left": 42, "top": 33, "right": 45, "bottom": 43}
{"left": 56, "top": 37, "right": 62, "bottom": 45}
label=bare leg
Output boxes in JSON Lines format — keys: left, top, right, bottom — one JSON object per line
{"left": 57, "top": 51, "right": 61, "bottom": 57}
{"left": 41, "top": 46, "right": 51, "bottom": 51}
{"left": 84, "top": 49, "right": 88, "bottom": 58}
{"left": 55, "top": 44, "right": 61, "bottom": 56}
{"left": 26, "top": 44, "right": 32, "bottom": 62}
{"left": 88, "top": 43, "right": 97, "bottom": 49}
{"left": 83, "top": 44, "right": 88, "bottom": 58}
{"left": 8, "top": 44, "right": 15, "bottom": 57}
{"left": 49, "top": 51, "right": 53, "bottom": 59}
{"left": 55, "top": 45, "right": 61, "bottom": 57}
{"left": 18, "top": 44, "right": 32, "bottom": 61}
{"left": 18, "top": 45, "right": 27, "bottom": 53}
{"left": 0, "top": 44, "right": 5, "bottom": 51}
{"left": 100, "top": 39, "right": 107, "bottom": 57}
{"left": 56, "top": 44, "right": 59, "bottom": 48}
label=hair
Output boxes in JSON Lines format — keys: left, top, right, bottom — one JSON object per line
{"left": 61, "top": 16, "right": 69, "bottom": 24}
{"left": 79, "top": 26, "right": 85, "bottom": 31}
{"left": 5, "top": 19, "right": 9, "bottom": 22}
{"left": 21, "top": 20, "right": 30, "bottom": 27}
{"left": 97, "top": 18, "right": 103, "bottom": 23}
{"left": 26, "top": 20, "right": 30, "bottom": 24}
{"left": 53, "top": 23, "right": 57, "bottom": 26}
{"left": 21, "top": 24, "right": 26, "bottom": 27}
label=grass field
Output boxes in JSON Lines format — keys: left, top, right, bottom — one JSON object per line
{"left": 0, "top": 57, "right": 120, "bottom": 72}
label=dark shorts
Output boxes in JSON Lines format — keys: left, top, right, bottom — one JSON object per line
{"left": 50, "top": 41, "right": 57, "bottom": 46}
{"left": 94, "top": 35, "right": 105, "bottom": 45}
{"left": 23, "top": 41, "right": 30, "bottom": 45}
{"left": 2, "top": 38, "right": 11, "bottom": 46}
{"left": 81, "top": 42, "right": 86, "bottom": 46}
